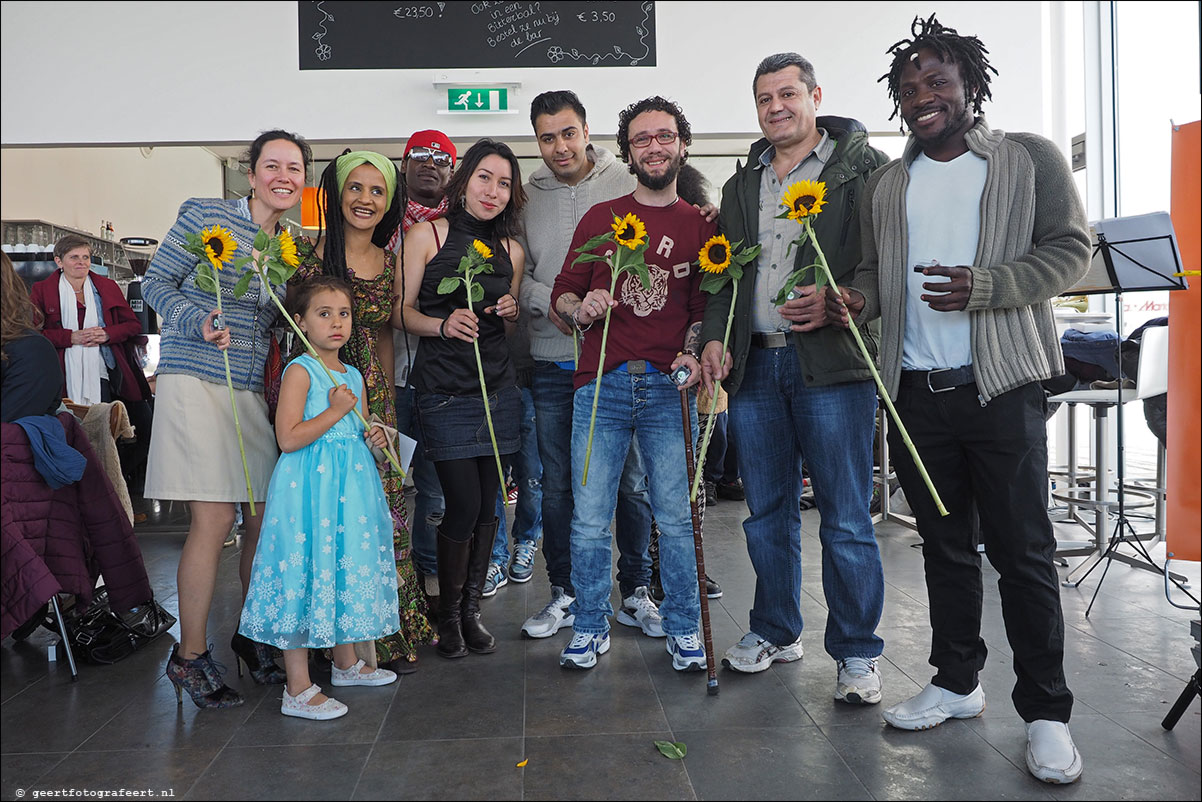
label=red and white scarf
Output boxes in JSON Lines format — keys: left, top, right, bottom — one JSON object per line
{"left": 387, "top": 196, "right": 450, "bottom": 252}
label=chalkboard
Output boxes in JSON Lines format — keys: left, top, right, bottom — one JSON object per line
{"left": 299, "top": 1, "right": 656, "bottom": 70}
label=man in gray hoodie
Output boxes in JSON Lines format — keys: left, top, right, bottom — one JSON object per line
{"left": 515, "top": 91, "right": 661, "bottom": 641}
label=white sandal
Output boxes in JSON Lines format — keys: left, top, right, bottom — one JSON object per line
{"left": 281, "top": 684, "right": 348, "bottom": 720}
{"left": 330, "top": 659, "right": 397, "bottom": 687}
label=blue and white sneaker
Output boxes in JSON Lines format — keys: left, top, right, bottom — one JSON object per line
{"left": 509, "top": 541, "right": 537, "bottom": 583}
{"left": 559, "top": 630, "right": 610, "bottom": 670}
{"left": 666, "top": 632, "right": 707, "bottom": 672}
{"left": 483, "top": 563, "right": 508, "bottom": 597}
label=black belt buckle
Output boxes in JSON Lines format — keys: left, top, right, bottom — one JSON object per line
{"left": 752, "top": 332, "right": 788, "bottom": 349}
{"left": 927, "top": 367, "right": 957, "bottom": 394}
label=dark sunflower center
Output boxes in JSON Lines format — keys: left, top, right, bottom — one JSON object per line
{"left": 707, "top": 244, "right": 728, "bottom": 264}
{"left": 619, "top": 224, "right": 634, "bottom": 240}
{"left": 795, "top": 195, "right": 816, "bottom": 212}
{"left": 206, "top": 237, "right": 225, "bottom": 258}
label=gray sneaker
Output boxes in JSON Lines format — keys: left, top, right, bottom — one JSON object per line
{"left": 721, "top": 631, "right": 804, "bottom": 673}
{"left": 835, "top": 657, "right": 882, "bottom": 704}
{"left": 521, "top": 586, "right": 575, "bottom": 638}
{"left": 616, "top": 587, "right": 665, "bottom": 638}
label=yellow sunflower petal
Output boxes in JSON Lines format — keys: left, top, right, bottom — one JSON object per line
{"left": 200, "top": 225, "right": 238, "bottom": 270}
{"left": 472, "top": 239, "right": 493, "bottom": 260}
{"left": 612, "top": 213, "right": 647, "bottom": 250}
{"left": 780, "top": 180, "right": 828, "bottom": 221}
{"left": 278, "top": 229, "right": 300, "bottom": 268}
{"left": 698, "top": 234, "right": 732, "bottom": 274}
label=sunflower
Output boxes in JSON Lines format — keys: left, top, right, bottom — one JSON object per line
{"left": 277, "top": 229, "right": 299, "bottom": 268}
{"left": 611, "top": 213, "right": 647, "bottom": 250}
{"left": 472, "top": 239, "right": 493, "bottom": 260}
{"left": 201, "top": 225, "right": 238, "bottom": 270}
{"left": 780, "top": 180, "right": 827, "bottom": 220}
{"left": 698, "top": 234, "right": 732, "bottom": 274}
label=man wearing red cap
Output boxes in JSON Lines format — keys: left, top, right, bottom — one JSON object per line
{"left": 390, "top": 128, "right": 457, "bottom": 613}
{"left": 391, "top": 129, "right": 457, "bottom": 243}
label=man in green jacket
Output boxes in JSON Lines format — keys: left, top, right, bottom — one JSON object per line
{"left": 700, "top": 52, "right": 889, "bottom": 704}
{"left": 829, "top": 15, "right": 1089, "bottom": 784}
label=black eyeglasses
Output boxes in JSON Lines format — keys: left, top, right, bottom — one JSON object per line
{"left": 629, "top": 131, "right": 679, "bottom": 149}
{"left": 408, "top": 147, "right": 453, "bottom": 167}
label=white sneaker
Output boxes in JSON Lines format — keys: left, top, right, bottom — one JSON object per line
{"left": 835, "top": 657, "right": 882, "bottom": 705}
{"left": 1026, "top": 720, "right": 1083, "bottom": 784}
{"left": 559, "top": 630, "right": 610, "bottom": 670}
{"left": 616, "top": 586, "right": 665, "bottom": 638}
{"left": 521, "top": 586, "right": 575, "bottom": 638}
{"left": 721, "top": 631, "right": 803, "bottom": 673}
{"left": 330, "top": 659, "right": 397, "bottom": 687}
{"left": 882, "top": 682, "right": 985, "bottom": 730}
{"left": 666, "top": 632, "right": 707, "bottom": 671}
{"left": 281, "top": 684, "right": 347, "bottom": 720}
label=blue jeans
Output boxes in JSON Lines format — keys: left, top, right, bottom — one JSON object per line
{"left": 530, "top": 361, "right": 651, "bottom": 597}
{"left": 395, "top": 384, "right": 444, "bottom": 576}
{"left": 729, "top": 346, "right": 884, "bottom": 659}
{"left": 569, "top": 370, "right": 699, "bottom": 636}
{"left": 491, "top": 386, "right": 544, "bottom": 564}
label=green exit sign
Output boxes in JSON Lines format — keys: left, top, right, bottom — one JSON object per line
{"left": 446, "top": 87, "right": 509, "bottom": 113}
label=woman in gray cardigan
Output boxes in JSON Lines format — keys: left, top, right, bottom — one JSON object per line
{"left": 143, "top": 130, "right": 312, "bottom": 709}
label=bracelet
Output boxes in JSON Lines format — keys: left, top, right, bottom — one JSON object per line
{"left": 678, "top": 348, "right": 699, "bottom": 360}
{"left": 571, "top": 305, "right": 593, "bottom": 333}
{"left": 439, "top": 317, "right": 450, "bottom": 340}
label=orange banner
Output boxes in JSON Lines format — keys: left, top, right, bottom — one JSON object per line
{"left": 1166, "top": 121, "right": 1201, "bottom": 561}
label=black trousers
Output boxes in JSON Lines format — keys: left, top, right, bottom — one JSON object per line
{"left": 889, "top": 378, "right": 1073, "bottom": 723}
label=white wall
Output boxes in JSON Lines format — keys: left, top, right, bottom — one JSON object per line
{"left": 0, "top": 146, "right": 224, "bottom": 240}
{"left": 1, "top": 1, "right": 1052, "bottom": 145}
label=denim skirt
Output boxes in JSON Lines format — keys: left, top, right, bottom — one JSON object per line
{"left": 417, "top": 384, "right": 520, "bottom": 462}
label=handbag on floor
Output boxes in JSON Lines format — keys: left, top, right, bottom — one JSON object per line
{"left": 62, "top": 587, "right": 176, "bottom": 665}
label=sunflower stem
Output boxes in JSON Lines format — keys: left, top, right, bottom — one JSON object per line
{"left": 805, "top": 219, "right": 948, "bottom": 516}
{"left": 465, "top": 273, "right": 508, "bottom": 505}
{"left": 690, "top": 280, "right": 738, "bottom": 502}
{"left": 211, "top": 287, "right": 257, "bottom": 516}
{"left": 262, "top": 284, "right": 406, "bottom": 479}
{"left": 581, "top": 270, "right": 620, "bottom": 486}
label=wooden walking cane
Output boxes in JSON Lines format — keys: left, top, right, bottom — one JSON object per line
{"left": 679, "top": 387, "right": 719, "bottom": 695}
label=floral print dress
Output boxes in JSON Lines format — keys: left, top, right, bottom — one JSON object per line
{"left": 293, "top": 249, "right": 434, "bottom": 666}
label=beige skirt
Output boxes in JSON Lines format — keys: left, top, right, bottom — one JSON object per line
{"left": 144, "top": 373, "right": 278, "bottom": 503}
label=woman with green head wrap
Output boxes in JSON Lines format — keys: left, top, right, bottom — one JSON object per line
{"left": 289, "top": 149, "right": 435, "bottom": 674}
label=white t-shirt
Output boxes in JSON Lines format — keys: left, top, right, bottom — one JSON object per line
{"left": 902, "top": 150, "right": 986, "bottom": 370}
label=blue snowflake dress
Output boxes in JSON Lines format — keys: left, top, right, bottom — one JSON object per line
{"left": 239, "top": 354, "right": 400, "bottom": 649}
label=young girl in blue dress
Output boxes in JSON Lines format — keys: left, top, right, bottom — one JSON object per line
{"left": 240, "top": 276, "right": 400, "bottom": 720}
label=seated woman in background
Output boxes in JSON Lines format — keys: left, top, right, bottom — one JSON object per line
{"left": 395, "top": 138, "right": 525, "bottom": 659}
{"left": 1, "top": 252, "right": 62, "bottom": 422}
{"left": 29, "top": 236, "right": 154, "bottom": 484}
{"left": 290, "top": 150, "right": 434, "bottom": 675}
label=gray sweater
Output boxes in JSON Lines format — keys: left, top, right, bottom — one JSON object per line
{"left": 517, "top": 144, "right": 635, "bottom": 363}
{"left": 849, "top": 119, "right": 1091, "bottom": 402}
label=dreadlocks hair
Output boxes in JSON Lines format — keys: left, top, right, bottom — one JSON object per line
{"left": 314, "top": 149, "right": 405, "bottom": 282}
{"left": 880, "top": 13, "right": 998, "bottom": 132}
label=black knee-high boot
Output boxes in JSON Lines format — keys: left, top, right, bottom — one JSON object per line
{"left": 436, "top": 529, "right": 471, "bottom": 659}
{"left": 460, "top": 517, "right": 498, "bottom": 654}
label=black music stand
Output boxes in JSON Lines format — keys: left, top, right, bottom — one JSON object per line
{"left": 1060, "top": 212, "right": 1195, "bottom": 615}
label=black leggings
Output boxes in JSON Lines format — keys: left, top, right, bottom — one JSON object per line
{"left": 433, "top": 456, "right": 501, "bottom": 542}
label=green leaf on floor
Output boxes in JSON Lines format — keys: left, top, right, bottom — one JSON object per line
{"left": 654, "top": 740, "right": 687, "bottom": 759}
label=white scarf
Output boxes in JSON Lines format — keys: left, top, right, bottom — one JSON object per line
{"left": 59, "top": 271, "right": 103, "bottom": 404}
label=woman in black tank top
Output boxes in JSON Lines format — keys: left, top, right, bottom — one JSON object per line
{"left": 393, "top": 139, "right": 527, "bottom": 659}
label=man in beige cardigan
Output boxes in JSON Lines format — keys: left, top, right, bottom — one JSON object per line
{"left": 828, "top": 15, "right": 1091, "bottom": 785}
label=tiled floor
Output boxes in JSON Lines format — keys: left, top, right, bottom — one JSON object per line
{"left": 2, "top": 494, "right": 1199, "bottom": 801}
